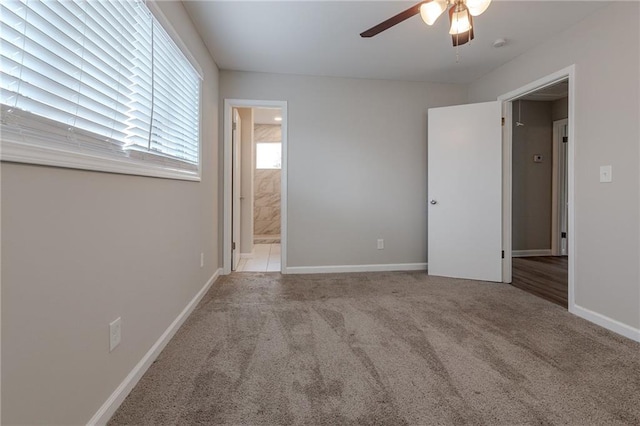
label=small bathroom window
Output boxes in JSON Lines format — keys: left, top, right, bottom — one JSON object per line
{"left": 256, "top": 143, "right": 282, "bottom": 169}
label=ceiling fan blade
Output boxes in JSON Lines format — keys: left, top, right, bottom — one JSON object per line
{"left": 360, "top": 2, "right": 424, "bottom": 38}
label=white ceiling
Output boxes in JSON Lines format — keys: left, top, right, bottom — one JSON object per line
{"left": 183, "top": 1, "right": 609, "bottom": 84}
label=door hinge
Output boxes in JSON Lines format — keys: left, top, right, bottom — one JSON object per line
{"left": 561, "top": 232, "right": 567, "bottom": 238}
{"left": 501, "top": 117, "right": 505, "bottom": 126}
{"left": 232, "top": 122, "right": 237, "bottom": 131}
{"left": 562, "top": 136, "right": 568, "bottom": 143}
{"left": 502, "top": 250, "right": 505, "bottom": 259}
{"left": 232, "top": 242, "right": 236, "bottom": 250}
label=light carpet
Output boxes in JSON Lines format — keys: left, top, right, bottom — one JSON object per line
{"left": 109, "top": 271, "right": 640, "bottom": 425}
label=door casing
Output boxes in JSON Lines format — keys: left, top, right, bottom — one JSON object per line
{"left": 498, "top": 65, "right": 576, "bottom": 310}
{"left": 552, "top": 119, "right": 569, "bottom": 256}
{"left": 231, "top": 108, "right": 241, "bottom": 270}
{"left": 223, "top": 99, "right": 288, "bottom": 275}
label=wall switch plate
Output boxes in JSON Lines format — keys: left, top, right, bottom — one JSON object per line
{"left": 109, "top": 317, "right": 121, "bottom": 352}
{"left": 599, "top": 165, "right": 612, "bottom": 183}
{"left": 377, "top": 239, "right": 384, "bottom": 250}
{"left": 200, "top": 252, "right": 204, "bottom": 268}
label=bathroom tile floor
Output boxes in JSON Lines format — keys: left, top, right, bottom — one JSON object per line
{"left": 236, "top": 244, "right": 281, "bottom": 272}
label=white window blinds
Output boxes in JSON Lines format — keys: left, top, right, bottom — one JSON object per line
{"left": 0, "top": 0, "right": 201, "bottom": 176}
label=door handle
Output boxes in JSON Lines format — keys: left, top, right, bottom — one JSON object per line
{"left": 430, "top": 200, "right": 437, "bottom": 205}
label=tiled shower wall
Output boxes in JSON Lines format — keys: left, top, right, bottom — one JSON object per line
{"left": 254, "top": 124, "right": 281, "bottom": 238}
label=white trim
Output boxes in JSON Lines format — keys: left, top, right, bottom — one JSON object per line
{"left": 502, "top": 102, "right": 513, "bottom": 283}
{"left": 501, "top": 100, "right": 513, "bottom": 283}
{"left": 284, "top": 263, "right": 427, "bottom": 275}
{"left": 512, "top": 249, "right": 553, "bottom": 257}
{"left": 571, "top": 304, "right": 640, "bottom": 343}
{"left": 240, "top": 251, "right": 255, "bottom": 259}
{"left": 224, "top": 99, "right": 288, "bottom": 275}
{"left": 498, "top": 66, "right": 575, "bottom": 102}
{"left": 1, "top": 141, "right": 200, "bottom": 181}
{"left": 551, "top": 119, "right": 569, "bottom": 256}
{"left": 87, "top": 268, "right": 222, "bottom": 426}
{"left": 498, "top": 65, "right": 576, "bottom": 312}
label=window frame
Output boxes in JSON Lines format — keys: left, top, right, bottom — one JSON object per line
{"left": 0, "top": 0, "right": 203, "bottom": 181}
{"left": 255, "top": 141, "right": 282, "bottom": 170}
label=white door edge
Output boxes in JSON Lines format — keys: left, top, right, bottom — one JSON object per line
{"left": 551, "top": 119, "right": 569, "bottom": 256}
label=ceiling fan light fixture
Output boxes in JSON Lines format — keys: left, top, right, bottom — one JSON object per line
{"left": 451, "top": 27, "right": 474, "bottom": 46}
{"left": 465, "top": 0, "right": 492, "bottom": 16}
{"left": 359, "top": 0, "right": 490, "bottom": 50}
{"left": 449, "top": 4, "right": 472, "bottom": 35}
{"left": 419, "top": 0, "right": 447, "bottom": 26}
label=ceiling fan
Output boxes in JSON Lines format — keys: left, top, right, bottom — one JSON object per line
{"left": 360, "top": 0, "right": 492, "bottom": 47}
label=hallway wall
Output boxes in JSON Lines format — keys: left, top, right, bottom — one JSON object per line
{"left": 512, "top": 100, "right": 553, "bottom": 252}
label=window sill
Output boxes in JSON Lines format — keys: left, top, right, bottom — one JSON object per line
{"left": 0, "top": 140, "right": 201, "bottom": 181}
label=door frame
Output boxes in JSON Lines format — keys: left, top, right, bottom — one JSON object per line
{"left": 231, "top": 108, "right": 241, "bottom": 270}
{"left": 498, "top": 65, "right": 576, "bottom": 309}
{"left": 223, "top": 99, "right": 288, "bottom": 275}
{"left": 551, "top": 119, "right": 569, "bottom": 256}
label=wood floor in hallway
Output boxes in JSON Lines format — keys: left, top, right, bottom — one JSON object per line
{"left": 511, "top": 256, "right": 568, "bottom": 308}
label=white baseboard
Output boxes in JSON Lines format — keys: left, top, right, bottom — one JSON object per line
{"left": 87, "top": 268, "right": 223, "bottom": 425}
{"left": 512, "top": 249, "right": 552, "bottom": 257}
{"left": 570, "top": 303, "right": 640, "bottom": 343}
{"left": 240, "top": 251, "right": 254, "bottom": 259}
{"left": 283, "top": 263, "right": 427, "bottom": 274}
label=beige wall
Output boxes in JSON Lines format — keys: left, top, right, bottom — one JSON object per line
{"left": 254, "top": 124, "right": 282, "bottom": 238}
{"left": 552, "top": 97, "right": 569, "bottom": 121}
{"left": 221, "top": 72, "right": 467, "bottom": 267}
{"left": 512, "top": 101, "right": 553, "bottom": 251}
{"left": 0, "top": 2, "right": 220, "bottom": 424}
{"left": 238, "top": 108, "right": 254, "bottom": 253}
{"left": 468, "top": 2, "right": 640, "bottom": 330}
{"left": 254, "top": 169, "right": 281, "bottom": 236}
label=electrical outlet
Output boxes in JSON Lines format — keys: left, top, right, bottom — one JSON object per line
{"left": 200, "top": 252, "right": 204, "bottom": 268}
{"left": 109, "top": 317, "right": 121, "bottom": 352}
{"left": 377, "top": 239, "right": 384, "bottom": 250}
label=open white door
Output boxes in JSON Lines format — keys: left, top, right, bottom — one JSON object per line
{"left": 232, "top": 109, "right": 241, "bottom": 271}
{"left": 428, "top": 101, "right": 502, "bottom": 282}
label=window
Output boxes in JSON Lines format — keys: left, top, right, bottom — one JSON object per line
{"left": 0, "top": 0, "right": 202, "bottom": 180}
{"left": 256, "top": 142, "right": 281, "bottom": 169}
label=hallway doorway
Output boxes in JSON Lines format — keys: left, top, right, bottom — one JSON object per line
{"left": 506, "top": 78, "right": 570, "bottom": 307}
{"left": 236, "top": 243, "right": 281, "bottom": 272}
{"left": 223, "top": 99, "right": 288, "bottom": 275}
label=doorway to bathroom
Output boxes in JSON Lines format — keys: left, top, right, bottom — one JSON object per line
{"left": 238, "top": 108, "right": 282, "bottom": 272}
{"left": 223, "top": 99, "right": 287, "bottom": 274}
